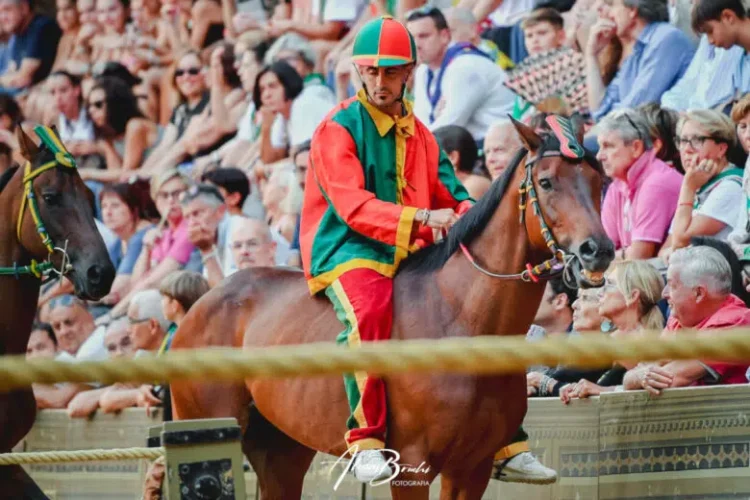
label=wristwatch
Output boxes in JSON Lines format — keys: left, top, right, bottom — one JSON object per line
{"left": 416, "top": 209, "right": 431, "bottom": 225}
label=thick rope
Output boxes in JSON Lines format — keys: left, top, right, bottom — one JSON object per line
{"left": 0, "top": 330, "right": 749, "bottom": 391}
{"left": 0, "top": 447, "right": 164, "bottom": 465}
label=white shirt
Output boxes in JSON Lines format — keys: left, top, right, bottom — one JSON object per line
{"left": 311, "top": 0, "right": 368, "bottom": 26}
{"left": 236, "top": 102, "right": 258, "bottom": 142}
{"left": 75, "top": 325, "right": 108, "bottom": 362}
{"left": 488, "top": 0, "right": 535, "bottom": 27}
{"left": 271, "top": 81, "right": 336, "bottom": 149}
{"left": 729, "top": 155, "right": 750, "bottom": 247}
{"left": 57, "top": 108, "right": 95, "bottom": 143}
{"left": 412, "top": 49, "right": 516, "bottom": 141}
{"left": 670, "top": 173, "right": 744, "bottom": 241}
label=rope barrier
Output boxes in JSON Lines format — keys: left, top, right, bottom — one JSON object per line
{"left": 0, "top": 447, "right": 163, "bottom": 465}
{"left": 0, "top": 329, "right": 749, "bottom": 391}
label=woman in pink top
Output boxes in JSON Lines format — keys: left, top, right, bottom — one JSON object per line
{"left": 108, "top": 169, "right": 195, "bottom": 318}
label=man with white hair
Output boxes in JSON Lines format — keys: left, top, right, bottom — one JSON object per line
{"left": 445, "top": 6, "right": 513, "bottom": 68}
{"left": 597, "top": 110, "right": 683, "bottom": 260}
{"left": 127, "top": 290, "right": 171, "bottom": 355}
{"left": 483, "top": 118, "right": 523, "bottom": 180}
{"left": 623, "top": 246, "right": 750, "bottom": 394}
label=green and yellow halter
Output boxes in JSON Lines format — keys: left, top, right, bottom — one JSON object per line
{"left": 0, "top": 126, "right": 77, "bottom": 280}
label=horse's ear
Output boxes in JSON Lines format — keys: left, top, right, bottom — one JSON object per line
{"left": 16, "top": 125, "right": 39, "bottom": 161}
{"left": 569, "top": 113, "right": 586, "bottom": 146}
{"left": 510, "top": 116, "right": 542, "bottom": 152}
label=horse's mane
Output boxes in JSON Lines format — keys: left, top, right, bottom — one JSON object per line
{"left": 399, "top": 133, "right": 602, "bottom": 276}
{"left": 399, "top": 147, "right": 527, "bottom": 275}
{"left": 0, "top": 165, "right": 19, "bottom": 196}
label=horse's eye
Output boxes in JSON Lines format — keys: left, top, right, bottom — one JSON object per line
{"left": 539, "top": 178, "right": 553, "bottom": 191}
{"left": 42, "top": 193, "right": 60, "bottom": 205}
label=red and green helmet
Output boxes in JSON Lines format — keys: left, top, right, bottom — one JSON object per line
{"left": 351, "top": 15, "right": 417, "bottom": 68}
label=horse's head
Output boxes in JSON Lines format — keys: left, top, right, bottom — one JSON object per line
{"left": 15, "top": 125, "right": 115, "bottom": 300}
{"left": 511, "top": 116, "right": 614, "bottom": 287}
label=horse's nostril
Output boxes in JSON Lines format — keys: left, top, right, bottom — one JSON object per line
{"left": 579, "top": 238, "right": 599, "bottom": 260}
{"left": 87, "top": 265, "right": 102, "bottom": 285}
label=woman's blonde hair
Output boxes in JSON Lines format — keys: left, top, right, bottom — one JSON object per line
{"left": 150, "top": 168, "right": 192, "bottom": 201}
{"left": 677, "top": 109, "right": 737, "bottom": 148}
{"left": 269, "top": 164, "right": 303, "bottom": 215}
{"left": 610, "top": 260, "right": 665, "bottom": 331}
{"left": 731, "top": 93, "right": 750, "bottom": 124}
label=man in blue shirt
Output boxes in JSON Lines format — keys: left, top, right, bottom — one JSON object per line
{"left": 0, "top": 0, "right": 60, "bottom": 95}
{"left": 586, "top": 0, "right": 695, "bottom": 121}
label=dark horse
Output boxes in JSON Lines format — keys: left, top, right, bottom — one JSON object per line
{"left": 0, "top": 126, "right": 115, "bottom": 499}
{"left": 170, "top": 118, "right": 614, "bottom": 499}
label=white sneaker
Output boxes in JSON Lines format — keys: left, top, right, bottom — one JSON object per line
{"left": 492, "top": 451, "right": 558, "bottom": 485}
{"left": 350, "top": 450, "right": 392, "bottom": 483}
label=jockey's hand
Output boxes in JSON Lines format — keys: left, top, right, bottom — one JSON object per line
{"left": 422, "top": 209, "right": 459, "bottom": 231}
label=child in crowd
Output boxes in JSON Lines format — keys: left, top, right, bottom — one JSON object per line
{"left": 159, "top": 271, "right": 210, "bottom": 335}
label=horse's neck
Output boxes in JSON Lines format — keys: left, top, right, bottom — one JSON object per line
{"left": 0, "top": 168, "right": 41, "bottom": 355}
{"left": 437, "top": 171, "right": 547, "bottom": 337}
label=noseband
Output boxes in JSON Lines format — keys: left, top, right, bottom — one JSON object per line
{"left": 459, "top": 150, "right": 571, "bottom": 283}
{"left": 0, "top": 126, "right": 76, "bottom": 280}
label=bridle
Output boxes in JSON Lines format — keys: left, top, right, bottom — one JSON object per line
{"left": 0, "top": 126, "right": 76, "bottom": 281}
{"left": 458, "top": 116, "right": 588, "bottom": 285}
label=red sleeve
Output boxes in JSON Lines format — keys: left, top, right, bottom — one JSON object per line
{"left": 311, "top": 121, "right": 418, "bottom": 251}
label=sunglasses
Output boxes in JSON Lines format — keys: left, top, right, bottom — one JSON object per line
{"left": 88, "top": 99, "right": 105, "bottom": 110}
{"left": 175, "top": 67, "right": 201, "bottom": 78}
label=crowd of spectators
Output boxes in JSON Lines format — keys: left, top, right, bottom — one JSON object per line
{"left": 5, "top": 0, "right": 750, "bottom": 465}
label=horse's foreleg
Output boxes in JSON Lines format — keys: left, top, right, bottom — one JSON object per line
{"left": 0, "top": 465, "right": 49, "bottom": 500}
{"left": 439, "top": 458, "right": 494, "bottom": 500}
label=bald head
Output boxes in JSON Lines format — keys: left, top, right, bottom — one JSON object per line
{"left": 484, "top": 120, "right": 522, "bottom": 180}
{"left": 230, "top": 217, "right": 277, "bottom": 270}
{"left": 445, "top": 7, "right": 478, "bottom": 44}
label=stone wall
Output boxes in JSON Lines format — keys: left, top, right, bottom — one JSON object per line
{"left": 19, "top": 386, "right": 750, "bottom": 499}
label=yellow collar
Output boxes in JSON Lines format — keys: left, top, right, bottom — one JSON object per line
{"left": 357, "top": 89, "right": 415, "bottom": 138}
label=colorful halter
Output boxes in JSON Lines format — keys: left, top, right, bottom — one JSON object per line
{"left": 460, "top": 116, "right": 587, "bottom": 284}
{"left": 0, "top": 126, "right": 76, "bottom": 279}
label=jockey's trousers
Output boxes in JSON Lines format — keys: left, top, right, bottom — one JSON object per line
{"left": 325, "top": 268, "right": 392, "bottom": 451}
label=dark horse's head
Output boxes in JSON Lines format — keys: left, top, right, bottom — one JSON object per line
{"left": 512, "top": 116, "right": 614, "bottom": 287}
{"left": 15, "top": 126, "right": 115, "bottom": 300}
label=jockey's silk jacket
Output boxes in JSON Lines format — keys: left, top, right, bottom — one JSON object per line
{"left": 300, "top": 89, "right": 473, "bottom": 295}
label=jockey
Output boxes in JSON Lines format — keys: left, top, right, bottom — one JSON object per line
{"left": 300, "top": 15, "right": 473, "bottom": 483}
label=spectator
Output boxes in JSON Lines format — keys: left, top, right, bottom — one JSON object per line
{"left": 691, "top": 0, "right": 750, "bottom": 53}
{"left": 597, "top": 109, "right": 683, "bottom": 259}
{"left": 483, "top": 118, "right": 523, "bottom": 180}
{"left": 67, "top": 317, "right": 131, "bottom": 418}
{"left": 660, "top": 33, "right": 748, "bottom": 112}
{"left": 159, "top": 270, "right": 210, "bottom": 328}
{"left": 95, "top": 182, "right": 156, "bottom": 305}
{"left": 561, "top": 260, "right": 665, "bottom": 402}
{"left": 0, "top": 0, "right": 62, "bottom": 94}
{"left": 408, "top": 6, "right": 516, "bottom": 145}
{"left": 201, "top": 167, "right": 250, "bottom": 216}
{"left": 51, "top": 0, "right": 81, "bottom": 73}
{"left": 661, "top": 110, "right": 743, "bottom": 259}
{"left": 262, "top": 164, "right": 301, "bottom": 245}
{"left": 433, "top": 124, "right": 491, "bottom": 199}
{"left": 514, "top": 8, "right": 568, "bottom": 121}
{"left": 255, "top": 60, "right": 304, "bottom": 164}
{"left": 265, "top": 0, "right": 368, "bottom": 45}
{"left": 637, "top": 102, "right": 682, "bottom": 173}
{"left": 48, "top": 295, "right": 96, "bottom": 356}
{"left": 139, "top": 50, "right": 209, "bottom": 173}
{"left": 729, "top": 94, "right": 750, "bottom": 261}
{"left": 444, "top": 7, "right": 513, "bottom": 69}
{"left": 624, "top": 246, "right": 750, "bottom": 393}
{"left": 0, "top": 93, "right": 24, "bottom": 165}
{"left": 108, "top": 169, "right": 195, "bottom": 318}
{"left": 286, "top": 140, "right": 309, "bottom": 267}
{"left": 585, "top": 0, "right": 695, "bottom": 121}
{"left": 264, "top": 33, "right": 336, "bottom": 154}
{"left": 47, "top": 71, "right": 95, "bottom": 147}
{"left": 229, "top": 216, "right": 276, "bottom": 271}
{"left": 81, "top": 76, "right": 161, "bottom": 182}
{"left": 97, "top": 290, "right": 170, "bottom": 415}
{"left": 26, "top": 322, "right": 57, "bottom": 359}
{"left": 89, "top": 0, "right": 130, "bottom": 65}
{"left": 181, "top": 183, "right": 238, "bottom": 287}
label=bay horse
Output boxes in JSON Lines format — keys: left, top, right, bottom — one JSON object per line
{"left": 170, "top": 117, "right": 614, "bottom": 499}
{"left": 0, "top": 126, "right": 115, "bottom": 499}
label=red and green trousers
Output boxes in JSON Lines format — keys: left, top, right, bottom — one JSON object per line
{"left": 325, "top": 268, "right": 392, "bottom": 451}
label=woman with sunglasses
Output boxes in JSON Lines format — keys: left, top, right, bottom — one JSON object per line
{"left": 560, "top": 260, "right": 665, "bottom": 403}
{"left": 78, "top": 76, "right": 161, "bottom": 183}
{"left": 139, "top": 51, "right": 209, "bottom": 172}
{"left": 659, "top": 110, "right": 744, "bottom": 262}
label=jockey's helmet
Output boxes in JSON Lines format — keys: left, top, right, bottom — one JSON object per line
{"left": 351, "top": 15, "right": 417, "bottom": 68}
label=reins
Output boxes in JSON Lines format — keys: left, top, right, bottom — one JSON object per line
{"left": 0, "top": 127, "right": 76, "bottom": 280}
{"left": 458, "top": 117, "right": 588, "bottom": 285}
